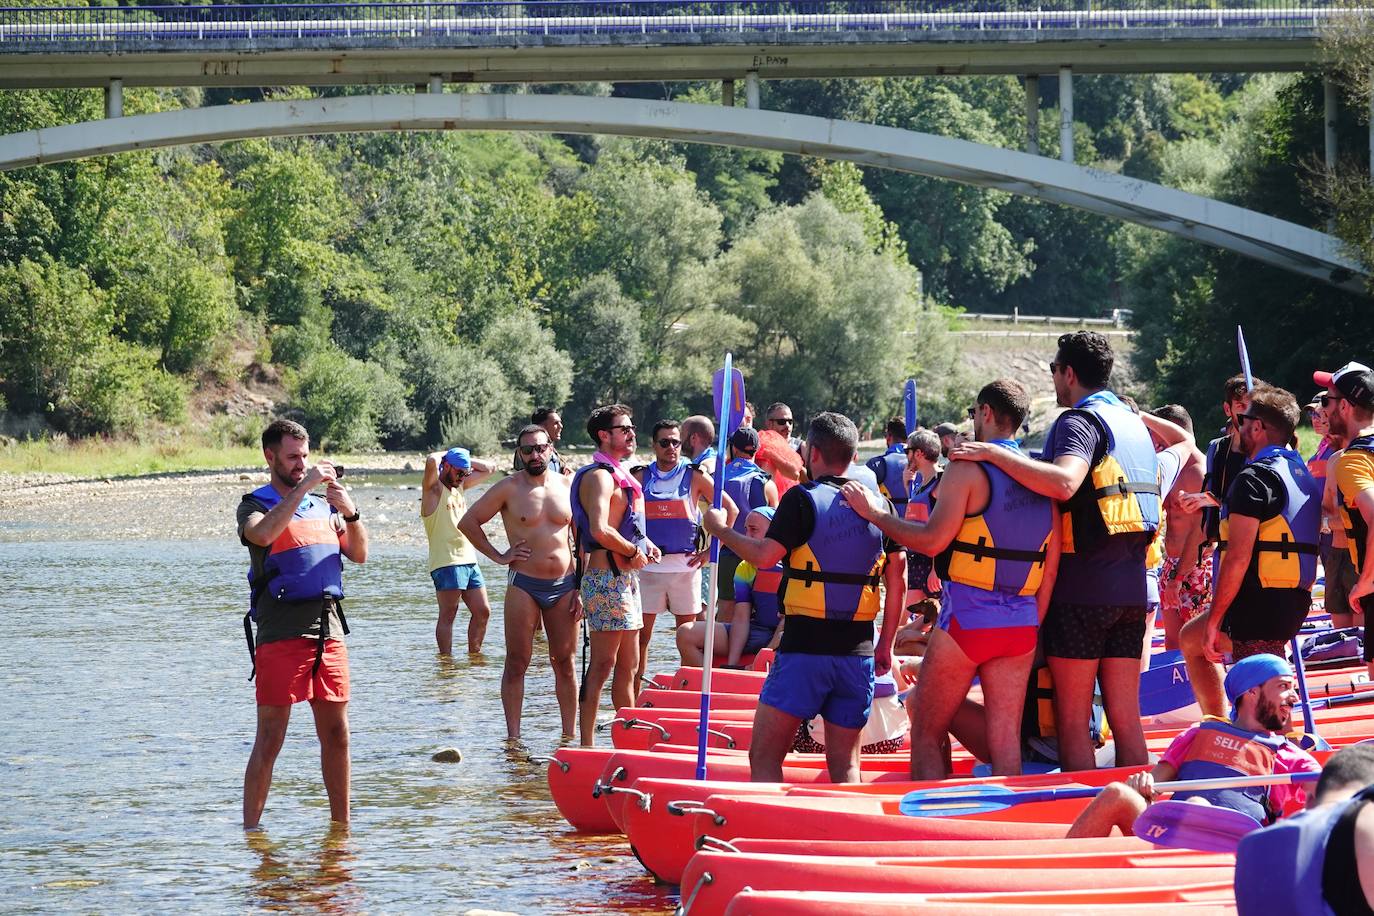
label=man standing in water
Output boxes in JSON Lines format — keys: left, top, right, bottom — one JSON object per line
{"left": 572, "top": 404, "right": 656, "bottom": 746}
{"left": 459, "top": 425, "right": 579, "bottom": 742}
{"left": 239, "top": 419, "right": 368, "bottom": 828}
{"left": 421, "top": 447, "right": 496, "bottom": 655}
{"left": 531, "top": 406, "right": 573, "bottom": 477}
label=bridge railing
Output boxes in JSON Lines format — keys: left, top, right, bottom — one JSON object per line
{"left": 0, "top": 2, "right": 1350, "bottom": 43}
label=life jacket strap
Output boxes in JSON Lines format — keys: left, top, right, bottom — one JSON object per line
{"left": 785, "top": 566, "right": 881, "bottom": 588}
{"left": 311, "top": 597, "right": 348, "bottom": 677}
{"left": 243, "top": 611, "right": 257, "bottom": 682}
{"left": 950, "top": 536, "right": 1047, "bottom": 565}
{"left": 1252, "top": 540, "right": 1320, "bottom": 556}
{"left": 1093, "top": 478, "right": 1161, "bottom": 499}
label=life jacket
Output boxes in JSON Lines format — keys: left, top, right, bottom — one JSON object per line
{"left": 1147, "top": 446, "right": 1186, "bottom": 572}
{"left": 934, "top": 442, "right": 1054, "bottom": 596}
{"left": 1021, "top": 666, "right": 1105, "bottom": 745}
{"left": 723, "top": 457, "right": 771, "bottom": 536}
{"left": 737, "top": 560, "right": 784, "bottom": 630}
{"left": 1171, "top": 718, "right": 1289, "bottom": 825}
{"left": 691, "top": 445, "right": 717, "bottom": 471}
{"left": 1234, "top": 784, "right": 1374, "bottom": 916}
{"left": 1307, "top": 437, "right": 1335, "bottom": 480}
{"left": 1338, "top": 434, "right": 1374, "bottom": 570}
{"left": 642, "top": 461, "right": 698, "bottom": 556}
{"left": 1218, "top": 447, "right": 1322, "bottom": 591}
{"left": 778, "top": 479, "right": 886, "bottom": 623}
{"left": 868, "top": 445, "right": 910, "bottom": 515}
{"left": 905, "top": 472, "right": 939, "bottom": 523}
{"left": 241, "top": 484, "right": 347, "bottom": 679}
{"left": 570, "top": 462, "right": 647, "bottom": 575}
{"left": 1059, "top": 391, "right": 1161, "bottom": 553}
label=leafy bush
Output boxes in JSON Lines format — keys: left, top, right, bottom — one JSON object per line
{"left": 289, "top": 346, "right": 415, "bottom": 451}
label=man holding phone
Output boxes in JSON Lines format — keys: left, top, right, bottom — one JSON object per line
{"left": 1179, "top": 387, "right": 1322, "bottom": 718}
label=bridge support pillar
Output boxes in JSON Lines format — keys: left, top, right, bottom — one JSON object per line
{"left": 1058, "top": 66, "right": 1073, "bottom": 163}
{"left": 745, "top": 71, "right": 760, "bottom": 110}
{"left": 1369, "top": 68, "right": 1373, "bottom": 179}
{"left": 1325, "top": 76, "right": 1338, "bottom": 231}
{"left": 1024, "top": 74, "right": 1039, "bottom": 156}
{"left": 722, "top": 79, "right": 734, "bottom": 108}
{"left": 104, "top": 78, "right": 122, "bottom": 119}
{"left": 429, "top": 74, "right": 444, "bottom": 94}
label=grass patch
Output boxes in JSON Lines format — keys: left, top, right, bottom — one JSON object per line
{"left": 0, "top": 437, "right": 263, "bottom": 478}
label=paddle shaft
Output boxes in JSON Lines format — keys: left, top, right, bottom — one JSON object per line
{"left": 697, "top": 353, "right": 737, "bottom": 781}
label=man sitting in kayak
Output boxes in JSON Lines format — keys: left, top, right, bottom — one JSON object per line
{"left": 1066, "top": 653, "right": 1320, "bottom": 838}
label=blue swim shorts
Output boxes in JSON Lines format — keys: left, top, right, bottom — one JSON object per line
{"left": 723, "top": 622, "right": 775, "bottom": 656}
{"left": 757, "top": 651, "right": 875, "bottom": 730}
{"left": 431, "top": 563, "right": 486, "bottom": 593}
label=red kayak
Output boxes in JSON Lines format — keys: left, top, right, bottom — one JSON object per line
{"left": 722, "top": 885, "right": 1237, "bottom": 915}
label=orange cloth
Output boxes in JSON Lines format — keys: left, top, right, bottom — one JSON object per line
{"left": 756, "top": 429, "right": 803, "bottom": 496}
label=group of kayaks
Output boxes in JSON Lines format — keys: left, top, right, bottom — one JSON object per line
{"left": 544, "top": 639, "right": 1374, "bottom": 914}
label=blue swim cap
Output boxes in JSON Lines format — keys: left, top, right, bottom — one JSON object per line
{"left": 441, "top": 447, "right": 471, "bottom": 472}
{"left": 1225, "top": 653, "right": 1292, "bottom": 720}
{"left": 749, "top": 505, "right": 776, "bottom": 522}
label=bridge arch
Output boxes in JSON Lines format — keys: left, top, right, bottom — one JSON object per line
{"left": 0, "top": 92, "right": 1361, "bottom": 291}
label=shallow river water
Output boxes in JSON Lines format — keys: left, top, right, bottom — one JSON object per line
{"left": 0, "top": 472, "right": 677, "bottom": 914}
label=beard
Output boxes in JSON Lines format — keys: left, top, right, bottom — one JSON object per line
{"left": 274, "top": 461, "right": 304, "bottom": 487}
{"left": 1254, "top": 695, "right": 1291, "bottom": 733}
{"left": 525, "top": 459, "right": 548, "bottom": 478}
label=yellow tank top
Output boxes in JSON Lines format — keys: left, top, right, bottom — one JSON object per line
{"left": 423, "top": 485, "right": 476, "bottom": 571}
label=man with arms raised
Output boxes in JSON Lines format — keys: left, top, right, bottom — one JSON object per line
{"left": 1180, "top": 387, "right": 1321, "bottom": 718}
{"left": 421, "top": 447, "right": 496, "bottom": 655}
{"left": 1321, "top": 361, "right": 1374, "bottom": 680}
{"left": 703, "top": 412, "right": 906, "bottom": 783}
{"left": 1066, "top": 654, "right": 1318, "bottom": 838}
{"left": 239, "top": 419, "right": 368, "bottom": 828}
{"left": 459, "top": 425, "right": 579, "bottom": 741}
{"left": 572, "top": 405, "right": 657, "bottom": 746}
{"left": 950, "top": 331, "right": 1161, "bottom": 772}
{"left": 632, "top": 419, "right": 735, "bottom": 692}
{"left": 845, "top": 380, "right": 1062, "bottom": 778}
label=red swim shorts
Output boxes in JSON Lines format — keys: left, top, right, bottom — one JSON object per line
{"left": 254, "top": 637, "right": 350, "bottom": 706}
{"left": 944, "top": 616, "right": 1038, "bottom": 666}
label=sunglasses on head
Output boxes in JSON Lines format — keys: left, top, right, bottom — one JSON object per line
{"left": 517, "top": 443, "right": 552, "bottom": 456}
{"left": 657, "top": 438, "right": 682, "bottom": 448}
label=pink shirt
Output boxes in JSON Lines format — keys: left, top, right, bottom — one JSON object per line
{"left": 1161, "top": 725, "right": 1321, "bottom": 815}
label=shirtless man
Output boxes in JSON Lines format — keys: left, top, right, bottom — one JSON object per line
{"left": 459, "top": 425, "right": 579, "bottom": 741}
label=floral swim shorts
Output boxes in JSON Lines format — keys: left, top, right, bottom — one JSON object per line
{"left": 580, "top": 567, "right": 643, "bottom": 632}
{"left": 1161, "top": 552, "right": 1212, "bottom": 625}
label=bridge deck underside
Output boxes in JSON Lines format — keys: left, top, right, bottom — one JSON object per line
{"left": 0, "top": 28, "right": 1324, "bottom": 87}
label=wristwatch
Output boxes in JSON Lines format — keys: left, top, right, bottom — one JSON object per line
{"left": 342, "top": 510, "right": 361, "bottom": 523}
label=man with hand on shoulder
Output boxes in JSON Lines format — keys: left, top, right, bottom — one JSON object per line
{"left": 421, "top": 446, "right": 496, "bottom": 655}
{"left": 238, "top": 418, "right": 368, "bottom": 829}
{"left": 703, "top": 412, "right": 906, "bottom": 784}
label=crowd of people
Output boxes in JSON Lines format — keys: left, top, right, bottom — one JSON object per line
{"left": 232, "top": 332, "right": 1374, "bottom": 908}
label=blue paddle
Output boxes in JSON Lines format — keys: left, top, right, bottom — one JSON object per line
{"left": 1138, "top": 651, "right": 1197, "bottom": 717}
{"left": 898, "top": 771, "right": 1320, "bottom": 818}
{"left": 903, "top": 378, "right": 918, "bottom": 433}
{"left": 697, "top": 355, "right": 746, "bottom": 781}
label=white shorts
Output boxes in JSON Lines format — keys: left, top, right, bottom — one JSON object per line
{"left": 638, "top": 568, "right": 702, "bottom": 618}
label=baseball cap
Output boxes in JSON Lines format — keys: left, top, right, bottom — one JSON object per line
{"left": 441, "top": 447, "right": 472, "bottom": 472}
{"left": 1305, "top": 391, "right": 1324, "bottom": 409}
{"left": 1314, "top": 361, "right": 1374, "bottom": 409}
{"left": 1224, "top": 653, "right": 1291, "bottom": 721}
{"left": 730, "top": 426, "right": 760, "bottom": 452}
{"left": 933, "top": 422, "right": 959, "bottom": 437}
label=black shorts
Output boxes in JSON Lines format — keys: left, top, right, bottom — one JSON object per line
{"left": 1042, "top": 601, "right": 1148, "bottom": 660}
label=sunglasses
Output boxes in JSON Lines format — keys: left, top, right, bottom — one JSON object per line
{"left": 1048, "top": 361, "right": 1061, "bottom": 375}
{"left": 966, "top": 406, "right": 977, "bottom": 420}
{"left": 609, "top": 424, "right": 635, "bottom": 434}
{"left": 1237, "top": 413, "right": 1264, "bottom": 426}
{"left": 657, "top": 438, "right": 682, "bottom": 448}
{"left": 767, "top": 417, "right": 794, "bottom": 426}
{"left": 1320, "top": 394, "right": 1345, "bottom": 407}
{"left": 517, "top": 443, "right": 552, "bottom": 456}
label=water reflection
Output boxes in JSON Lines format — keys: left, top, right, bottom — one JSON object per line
{"left": 244, "top": 824, "right": 362, "bottom": 913}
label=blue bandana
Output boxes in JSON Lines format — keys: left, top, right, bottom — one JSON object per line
{"left": 1225, "top": 653, "right": 1292, "bottom": 720}
{"left": 441, "top": 447, "right": 471, "bottom": 472}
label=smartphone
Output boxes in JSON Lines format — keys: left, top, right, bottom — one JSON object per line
{"left": 333, "top": 465, "right": 346, "bottom": 478}
{"left": 1179, "top": 491, "right": 1218, "bottom": 508}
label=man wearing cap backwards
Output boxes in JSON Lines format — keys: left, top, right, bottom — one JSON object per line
{"left": 844, "top": 379, "right": 1063, "bottom": 779}
{"left": 421, "top": 446, "right": 496, "bottom": 655}
{"left": 703, "top": 412, "right": 907, "bottom": 783}
{"left": 1179, "top": 387, "right": 1322, "bottom": 718}
{"left": 458, "top": 425, "right": 580, "bottom": 741}
{"left": 677, "top": 507, "right": 786, "bottom": 667}
{"left": 717, "top": 425, "right": 779, "bottom": 622}
{"left": 1066, "top": 654, "right": 1320, "bottom": 839}
{"left": 632, "top": 419, "right": 736, "bottom": 693}
{"left": 932, "top": 422, "right": 963, "bottom": 458}
{"left": 1322, "top": 361, "right": 1374, "bottom": 678}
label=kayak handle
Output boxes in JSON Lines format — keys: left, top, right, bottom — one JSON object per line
{"left": 528, "top": 755, "right": 568, "bottom": 773}
{"left": 697, "top": 726, "right": 736, "bottom": 749}
{"left": 621, "top": 719, "right": 671, "bottom": 739}
{"left": 593, "top": 782, "right": 648, "bottom": 803}
{"left": 677, "top": 870, "right": 715, "bottom": 916}
{"left": 589, "top": 765, "right": 627, "bottom": 796}
{"left": 666, "top": 800, "right": 725, "bottom": 825}
{"left": 695, "top": 835, "right": 740, "bottom": 853}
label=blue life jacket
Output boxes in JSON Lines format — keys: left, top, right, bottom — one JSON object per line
{"left": 642, "top": 461, "right": 698, "bottom": 556}
{"left": 845, "top": 460, "right": 881, "bottom": 494}
{"left": 778, "top": 479, "right": 886, "bottom": 623}
{"left": 571, "top": 462, "right": 647, "bottom": 574}
{"left": 1338, "top": 434, "right": 1374, "bottom": 571}
{"left": 241, "top": 484, "right": 347, "bottom": 679}
{"left": 723, "top": 457, "right": 770, "bottom": 536}
{"left": 1234, "top": 784, "right": 1374, "bottom": 916}
{"left": 1060, "top": 390, "right": 1161, "bottom": 554}
{"left": 691, "top": 445, "right": 717, "bottom": 470}
{"left": 1218, "top": 446, "right": 1322, "bottom": 591}
{"left": 1171, "top": 718, "right": 1290, "bottom": 825}
{"left": 905, "top": 471, "right": 938, "bottom": 524}
{"left": 867, "top": 444, "right": 910, "bottom": 515}
{"left": 935, "top": 439, "right": 1054, "bottom": 597}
